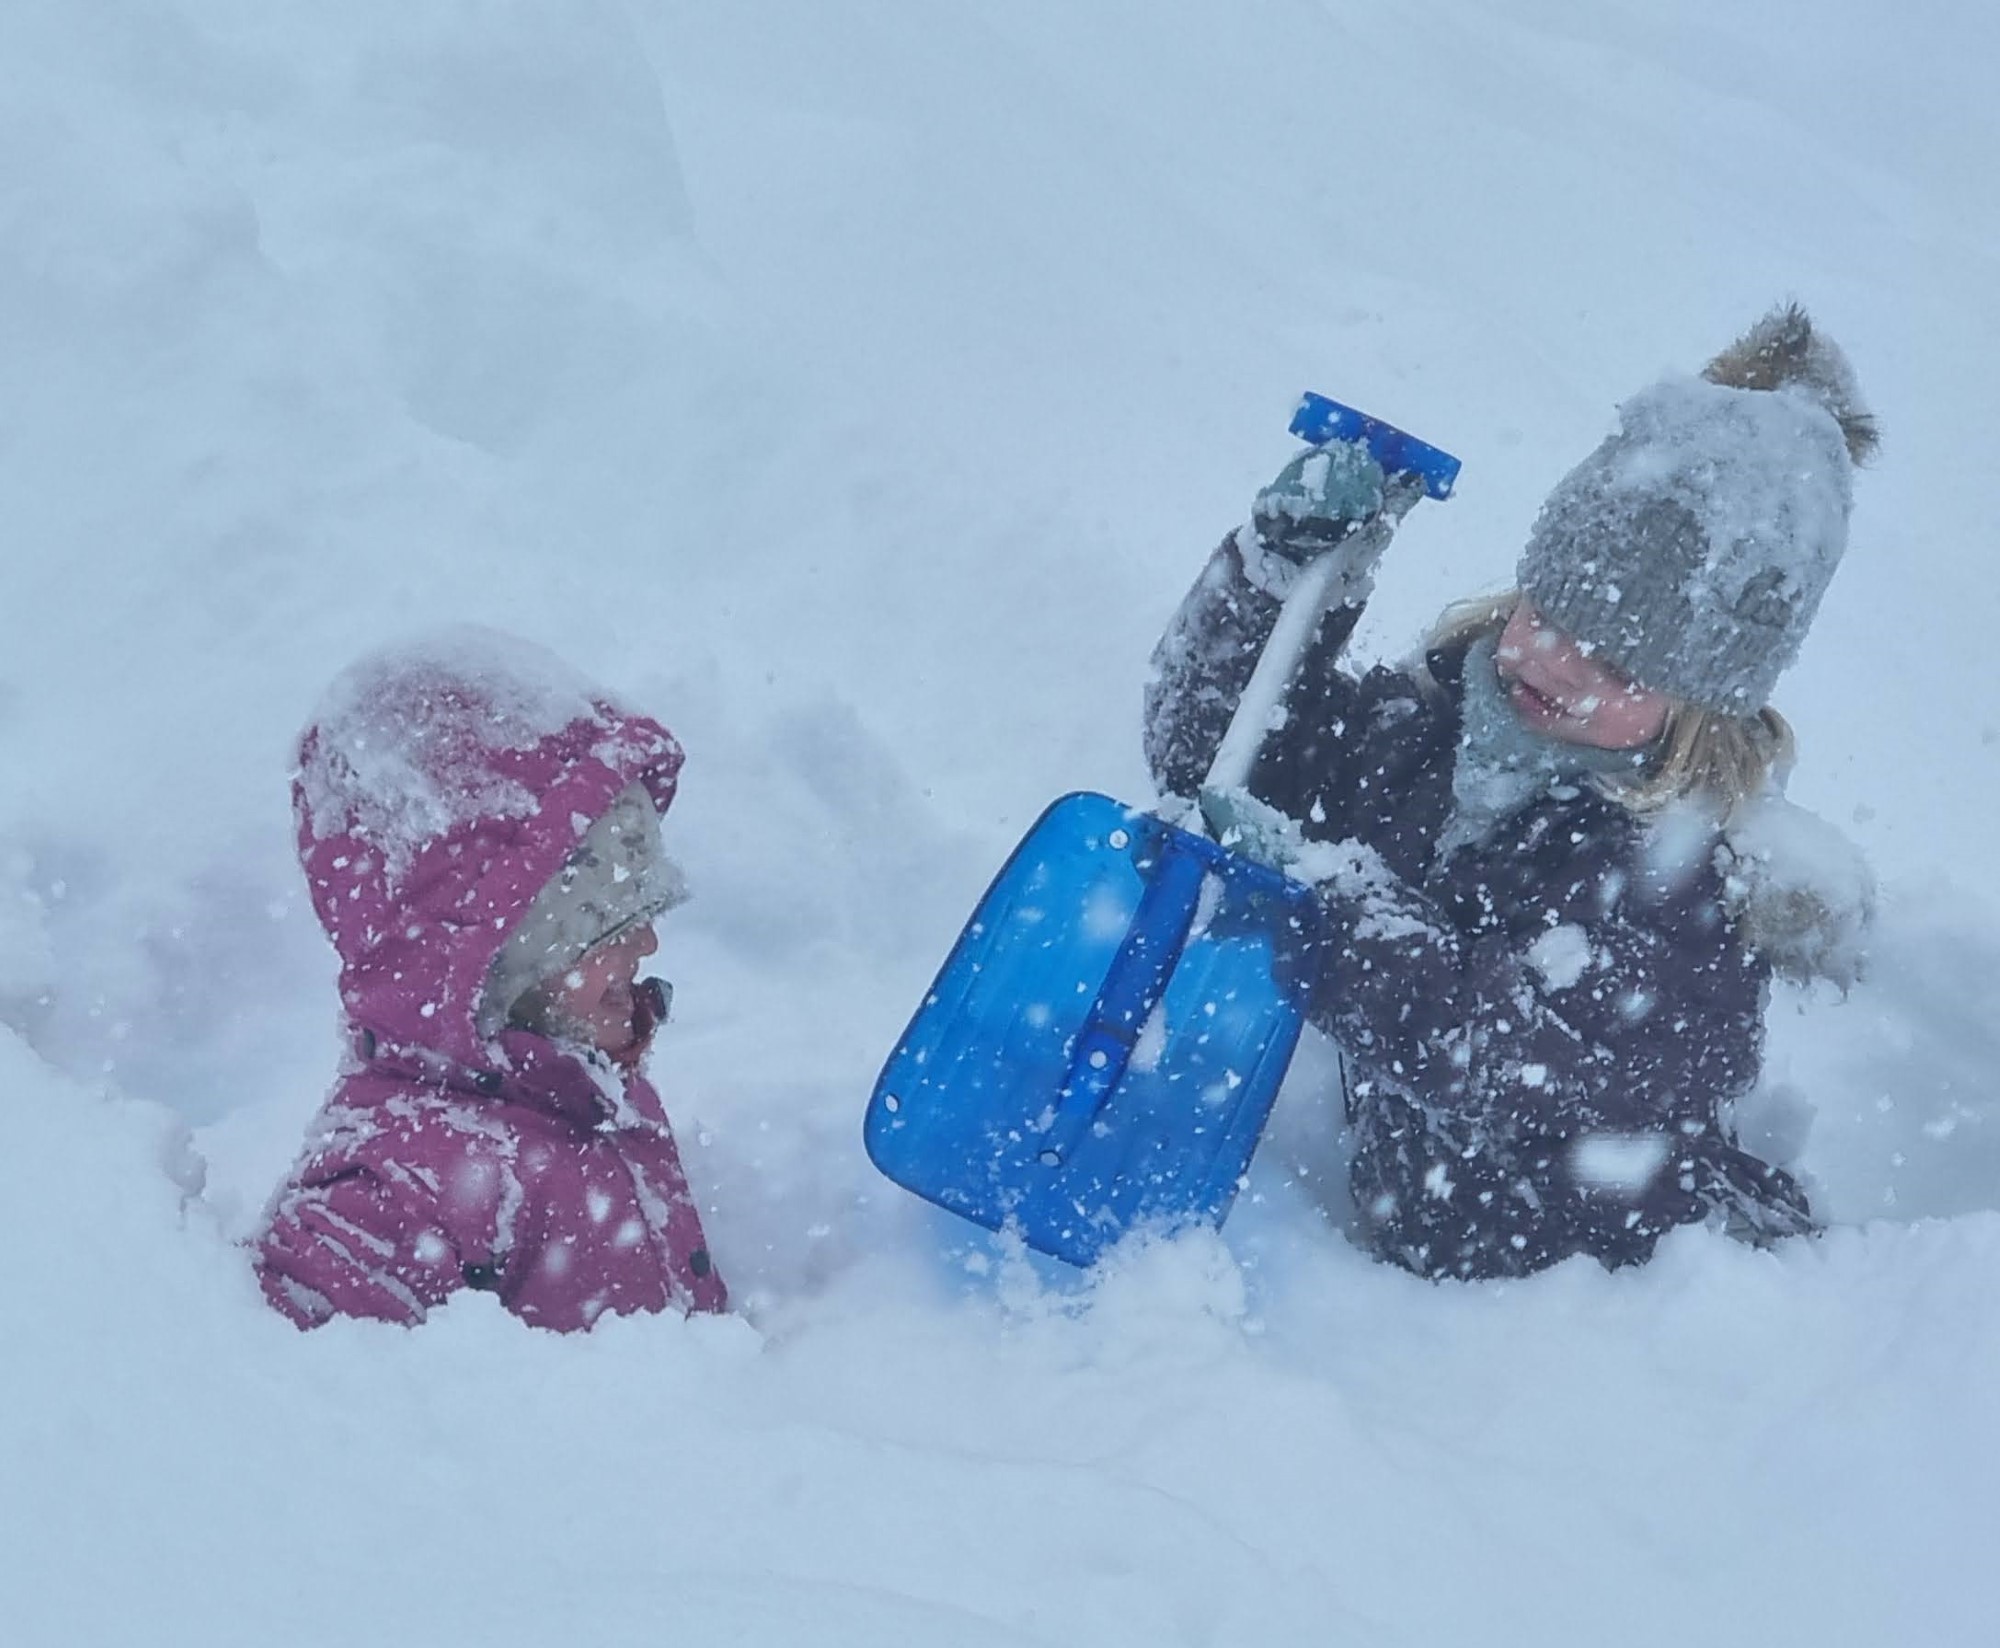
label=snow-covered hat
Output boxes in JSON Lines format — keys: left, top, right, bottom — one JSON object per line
{"left": 479, "top": 781, "right": 687, "bottom": 1035}
{"left": 1516, "top": 305, "right": 1878, "bottom": 712}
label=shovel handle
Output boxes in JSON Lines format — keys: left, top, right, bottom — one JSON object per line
{"left": 1202, "top": 547, "right": 1354, "bottom": 796}
{"left": 1201, "top": 397, "right": 1459, "bottom": 803}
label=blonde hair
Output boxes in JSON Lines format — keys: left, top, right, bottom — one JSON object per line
{"left": 1420, "top": 591, "right": 1795, "bottom": 817}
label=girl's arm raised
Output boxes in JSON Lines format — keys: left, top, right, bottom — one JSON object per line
{"left": 1145, "top": 440, "right": 1419, "bottom": 806}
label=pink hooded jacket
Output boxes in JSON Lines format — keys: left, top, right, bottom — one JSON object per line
{"left": 254, "top": 633, "right": 728, "bottom": 1330}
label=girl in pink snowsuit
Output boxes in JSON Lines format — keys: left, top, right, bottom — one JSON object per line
{"left": 254, "top": 631, "right": 728, "bottom": 1330}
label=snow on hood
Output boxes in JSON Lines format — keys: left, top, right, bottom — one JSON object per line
{"left": 298, "top": 627, "right": 607, "bottom": 881}
{"left": 293, "top": 627, "right": 684, "bottom": 1067}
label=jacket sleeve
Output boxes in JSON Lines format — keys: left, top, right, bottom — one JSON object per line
{"left": 253, "top": 1114, "right": 498, "bottom": 1329}
{"left": 1143, "top": 527, "right": 1367, "bottom": 802}
{"left": 1306, "top": 839, "right": 1797, "bottom": 1275}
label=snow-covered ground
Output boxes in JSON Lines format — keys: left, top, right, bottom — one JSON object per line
{"left": 4, "top": 2, "right": 1998, "bottom": 1642}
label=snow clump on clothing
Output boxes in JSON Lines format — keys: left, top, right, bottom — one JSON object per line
{"left": 1721, "top": 794, "right": 1876, "bottom": 991}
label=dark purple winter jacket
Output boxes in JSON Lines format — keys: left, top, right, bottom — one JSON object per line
{"left": 1145, "top": 532, "right": 1812, "bottom": 1280}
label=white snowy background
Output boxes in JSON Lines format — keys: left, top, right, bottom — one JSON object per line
{"left": 5, "top": 2, "right": 1999, "bottom": 1643}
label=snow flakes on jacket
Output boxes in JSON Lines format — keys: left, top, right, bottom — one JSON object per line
{"left": 254, "top": 629, "right": 727, "bottom": 1330}
{"left": 1146, "top": 536, "right": 1854, "bottom": 1281}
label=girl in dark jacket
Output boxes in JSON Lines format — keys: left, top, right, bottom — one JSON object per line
{"left": 1145, "top": 305, "right": 1877, "bottom": 1281}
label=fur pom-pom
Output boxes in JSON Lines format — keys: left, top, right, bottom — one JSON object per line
{"left": 1703, "top": 302, "right": 1879, "bottom": 465}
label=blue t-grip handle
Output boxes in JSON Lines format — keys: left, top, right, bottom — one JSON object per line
{"left": 1289, "top": 392, "right": 1461, "bottom": 501}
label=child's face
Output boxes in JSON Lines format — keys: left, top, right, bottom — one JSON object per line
{"left": 1495, "top": 601, "right": 1671, "bottom": 751}
{"left": 548, "top": 923, "right": 661, "bottom": 1068}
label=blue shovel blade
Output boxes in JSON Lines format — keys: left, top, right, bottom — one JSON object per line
{"left": 865, "top": 791, "right": 1324, "bottom": 1267}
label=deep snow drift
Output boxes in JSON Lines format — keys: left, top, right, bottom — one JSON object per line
{"left": 4, "top": 2, "right": 1998, "bottom": 1643}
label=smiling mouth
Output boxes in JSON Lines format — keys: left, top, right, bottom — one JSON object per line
{"left": 1503, "top": 673, "right": 1568, "bottom": 721}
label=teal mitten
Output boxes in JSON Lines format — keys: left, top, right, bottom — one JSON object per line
{"left": 1251, "top": 438, "right": 1389, "bottom": 562}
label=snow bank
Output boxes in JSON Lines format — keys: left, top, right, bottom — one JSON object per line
{"left": 8, "top": 1023, "right": 2000, "bottom": 1645}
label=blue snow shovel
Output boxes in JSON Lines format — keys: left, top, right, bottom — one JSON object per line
{"left": 865, "top": 394, "right": 1460, "bottom": 1266}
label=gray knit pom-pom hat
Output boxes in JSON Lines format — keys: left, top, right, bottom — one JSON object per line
{"left": 1516, "top": 304, "right": 1878, "bottom": 712}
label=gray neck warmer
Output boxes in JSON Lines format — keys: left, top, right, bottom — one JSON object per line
{"left": 1435, "top": 635, "right": 1648, "bottom": 863}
